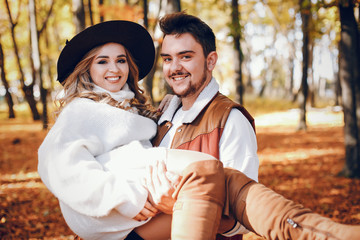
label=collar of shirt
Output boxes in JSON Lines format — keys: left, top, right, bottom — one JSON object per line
{"left": 158, "top": 77, "right": 219, "bottom": 125}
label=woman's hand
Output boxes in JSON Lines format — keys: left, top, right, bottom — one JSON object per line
{"left": 145, "top": 160, "right": 180, "bottom": 214}
{"left": 133, "top": 199, "right": 159, "bottom": 221}
{"left": 157, "top": 94, "right": 173, "bottom": 113}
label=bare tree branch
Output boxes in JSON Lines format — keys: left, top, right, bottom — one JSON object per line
{"left": 38, "top": 0, "right": 56, "bottom": 35}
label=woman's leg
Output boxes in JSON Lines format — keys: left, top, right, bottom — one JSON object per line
{"left": 170, "top": 159, "right": 225, "bottom": 239}
{"left": 134, "top": 213, "right": 172, "bottom": 240}
{"left": 223, "top": 168, "right": 360, "bottom": 240}
{"left": 166, "top": 150, "right": 226, "bottom": 240}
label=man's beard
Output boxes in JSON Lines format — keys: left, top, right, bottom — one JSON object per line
{"left": 172, "top": 63, "right": 208, "bottom": 98}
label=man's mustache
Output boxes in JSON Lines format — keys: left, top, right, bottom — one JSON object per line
{"left": 169, "top": 72, "right": 189, "bottom": 77}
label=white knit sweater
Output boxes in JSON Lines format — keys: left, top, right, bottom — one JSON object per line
{"left": 38, "top": 85, "right": 167, "bottom": 239}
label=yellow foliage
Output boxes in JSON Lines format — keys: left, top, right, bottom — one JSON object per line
{"left": 99, "top": 3, "right": 143, "bottom": 22}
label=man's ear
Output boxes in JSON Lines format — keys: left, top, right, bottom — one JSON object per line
{"left": 207, "top": 51, "right": 218, "bottom": 71}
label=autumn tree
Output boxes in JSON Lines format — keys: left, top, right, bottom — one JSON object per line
{"left": 29, "top": 0, "right": 55, "bottom": 129}
{"left": 87, "top": 0, "right": 94, "bottom": 25}
{"left": 99, "top": 0, "right": 104, "bottom": 22}
{"left": 0, "top": 40, "right": 15, "bottom": 118}
{"left": 297, "top": 0, "right": 311, "bottom": 130}
{"left": 165, "top": 0, "right": 181, "bottom": 13}
{"left": 5, "top": 0, "right": 40, "bottom": 120}
{"left": 73, "top": 0, "right": 86, "bottom": 33}
{"left": 143, "top": 0, "right": 149, "bottom": 29}
{"left": 338, "top": 0, "right": 360, "bottom": 178}
{"left": 230, "top": 0, "right": 244, "bottom": 105}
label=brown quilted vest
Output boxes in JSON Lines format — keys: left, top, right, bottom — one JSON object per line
{"left": 152, "top": 92, "right": 255, "bottom": 158}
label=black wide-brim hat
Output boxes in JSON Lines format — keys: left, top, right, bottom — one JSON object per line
{"left": 57, "top": 20, "right": 155, "bottom": 83}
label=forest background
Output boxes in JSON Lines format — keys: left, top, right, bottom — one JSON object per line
{"left": 0, "top": 0, "right": 360, "bottom": 239}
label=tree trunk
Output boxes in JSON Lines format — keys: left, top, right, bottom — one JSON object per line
{"left": 231, "top": 0, "right": 243, "bottom": 105}
{"left": 333, "top": 43, "right": 341, "bottom": 106}
{"left": 298, "top": 0, "right": 311, "bottom": 131}
{"left": 88, "top": 0, "right": 94, "bottom": 25}
{"left": 338, "top": 1, "right": 360, "bottom": 178}
{"left": 44, "top": 26, "right": 55, "bottom": 91}
{"left": 308, "top": 41, "right": 315, "bottom": 108}
{"left": 0, "top": 41, "right": 15, "bottom": 118}
{"left": 29, "top": 0, "right": 48, "bottom": 129}
{"left": 73, "top": 0, "right": 86, "bottom": 33}
{"left": 258, "top": 54, "right": 269, "bottom": 98}
{"left": 258, "top": 79, "right": 267, "bottom": 97}
{"left": 287, "top": 39, "right": 297, "bottom": 100}
{"left": 143, "top": 0, "right": 148, "bottom": 29}
{"left": 166, "top": 0, "right": 181, "bottom": 13}
{"left": 245, "top": 61, "right": 253, "bottom": 93}
{"left": 99, "top": 0, "right": 104, "bottom": 22}
{"left": 288, "top": 54, "right": 295, "bottom": 99}
{"left": 335, "top": 69, "right": 342, "bottom": 106}
{"left": 144, "top": 45, "right": 161, "bottom": 103}
{"left": 5, "top": 0, "right": 40, "bottom": 120}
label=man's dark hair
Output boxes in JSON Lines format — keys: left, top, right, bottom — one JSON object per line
{"left": 159, "top": 11, "right": 216, "bottom": 57}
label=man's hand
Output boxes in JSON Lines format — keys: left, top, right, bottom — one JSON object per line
{"left": 133, "top": 199, "right": 159, "bottom": 221}
{"left": 145, "top": 160, "right": 180, "bottom": 214}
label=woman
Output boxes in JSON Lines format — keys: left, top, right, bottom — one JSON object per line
{"left": 38, "top": 20, "right": 360, "bottom": 240}
{"left": 38, "top": 20, "right": 224, "bottom": 240}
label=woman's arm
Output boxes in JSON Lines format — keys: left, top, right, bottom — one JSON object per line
{"left": 38, "top": 137, "right": 149, "bottom": 218}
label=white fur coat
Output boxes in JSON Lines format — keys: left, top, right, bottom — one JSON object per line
{"left": 38, "top": 95, "right": 166, "bottom": 239}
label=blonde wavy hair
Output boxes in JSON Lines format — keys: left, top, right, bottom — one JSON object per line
{"left": 56, "top": 43, "right": 159, "bottom": 121}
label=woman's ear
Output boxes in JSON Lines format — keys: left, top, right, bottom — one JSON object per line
{"left": 206, "top": 51, "right": 218, "bottom": 71}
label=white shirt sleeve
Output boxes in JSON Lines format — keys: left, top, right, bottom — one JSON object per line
{"left": 219, "top": 108, "right": 259, "bottom": 235}
{"left": 219, "top": 108, "right": 259, "bottom": 182}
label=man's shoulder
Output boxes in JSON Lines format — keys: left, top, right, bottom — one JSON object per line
{"left": 208, "top": 93, "right": 255, "bottom": 131}
{"left": 197, "top": 93, "right": 237, "bottom": 127}
{"left": 208, "top": 93, "right": 241, "bottom": 111}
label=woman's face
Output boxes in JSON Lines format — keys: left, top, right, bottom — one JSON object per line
{"left": 90, "top": 42, "right": 129, "bottom": 92}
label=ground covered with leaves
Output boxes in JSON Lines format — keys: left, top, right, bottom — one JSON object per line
{"left": 0, "top": 108, "right": 359, "bottom": 239}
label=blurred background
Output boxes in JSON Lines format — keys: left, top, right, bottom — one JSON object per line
{"left": 0, "top": 0, "right": 360, "bottom": 239}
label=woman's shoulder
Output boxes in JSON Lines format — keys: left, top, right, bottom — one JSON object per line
{"left": 61, "top": 98, "right": 102, "bottom": 115}
{"left": 56, "top": 98, "right": 102, "bottom": 125}
{"left": 66, "top": 97, "right": 96, "bottom": 108}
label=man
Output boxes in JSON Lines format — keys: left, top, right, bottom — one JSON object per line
{"left": 151, "top": 11, "right": 259, "bottom": 239}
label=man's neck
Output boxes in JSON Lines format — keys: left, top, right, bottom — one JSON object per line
{"left": 181, "top": 94, "right": 199, "bottom": 111}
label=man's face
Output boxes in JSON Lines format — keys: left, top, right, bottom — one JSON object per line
{"left": 161, "top": 33, "right": 214, "bottom": 104}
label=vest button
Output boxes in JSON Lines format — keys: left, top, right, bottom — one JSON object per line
{"left": 177, "top": 128, "right": 182, "bottom": 133}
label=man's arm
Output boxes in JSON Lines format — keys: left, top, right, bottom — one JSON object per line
{"left": 218, "top": 108, "right": 259, "bottom": 236}
{"left": 219, "top": 108, "right": 259, "bottom": 181}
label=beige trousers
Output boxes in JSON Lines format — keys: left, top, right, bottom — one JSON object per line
{"left": 223, "top": 168, "right": 360, "bottom": 240}
{"left": 171, "top": 159, "right": 225, "bottom": 240}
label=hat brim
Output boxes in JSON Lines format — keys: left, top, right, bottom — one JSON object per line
{"left": 57, "top": 20, "right": 155, "bottom": 83}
